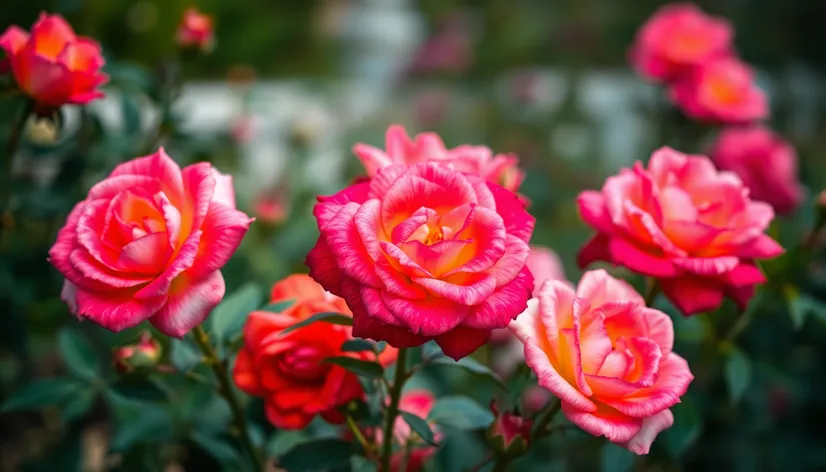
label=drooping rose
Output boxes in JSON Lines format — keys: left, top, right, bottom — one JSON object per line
{"left": 629, "top": 4, "right": 732, "bottom": 83}
{"left": 509, "top": 270, "right": 694, "bottom": 454}
{"left": 577, "top": 147, "right": 783, "bottom": 316}
{"left": 48, "top": 148, "right": 252, "bottom": 336}
{"left": 233, "top": 274, "right": 397, "bottom": 429}
{"left": 670, "top": 56, "right": 768, "bottom": 124}
{"left": 353, "top": 125, "right": 524, "bottom": 193}
{"left": 176, "top": 8, "right": 214, "bottom": 52}
{"left": 306, "top": 162, "right": 535, "bottom": 359}
{"left": 710, "top": 126, "right": 803, "bottom": 215}
{"left": 0, "top": 13, "right": 107, "bottom": 110}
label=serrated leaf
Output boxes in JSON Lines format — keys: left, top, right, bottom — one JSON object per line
{"left": 209, "top": 283, "right": 263, "bottom": 346}
{"left": 725, "top": 347, "right": 752, "bottom": 403}
{"left": 428, "top": 396, "right": 493, "bottom": 430}
{"left": 1, "top": 377, "right": 82, "bottom": 412}
{"left": 601, "top": 442, "right": 634, "bottom": 472}
{"left": 427, "top": 355, "right": 507, "bottom": 391}
{"left": 191, "top": 432, "right": 242, "bottom": 465}
{"left": 663, "top": 398, "right": 701, "bottom": 456}
{"left": 281, "top": 312, "right": 353, "bottom": 335}
{"left": 340, "top": 339, "right": 375, "bottom": 353}
{"left": 324, "top": 356, "right": 384, "bottom": 379}
{"left": 278, "top": 438, "right": 354, "bottom": 471}
{"left": 260, "top": 299, "right": 295, "bottom": 313}
{"left": 170, "top": 338, "right": 202, "bottom": 372}
{"left": 58, "top": 329, "right": 100, "bottom": 380}
{"left": 401, "top": 411, "right": 437, "bottom": 446}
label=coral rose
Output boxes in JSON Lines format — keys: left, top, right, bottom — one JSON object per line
{"left": 670, "top": 56, "right": 768, "bottom": 124}
{"left": 629, "top": 4, "right": 732, "bottom": 83}
{"left": 48, "top": 148, "right": 252, "bottom": 336}
{"left": 577, "top": 147, "right": 784, "bottom": 315}
{"left": 233, "top": 274, "right": 397, "bottom": 429}
{"left": 509, "top": 270, "right": 694, "bottom": 454}
{"left": 307, "top": 162, "right": 535, "bottom": 359}
{"left": 176, "top": 8, "right": 215, "bottom": 52}
{"left": 0, "top": 13, "right": 107, "bottom": 110}
{"left": 353, "top": 125, "right": 524, "bottom": 193}
{"left": 710, "top": 126, "right": 803, "bottom": 216}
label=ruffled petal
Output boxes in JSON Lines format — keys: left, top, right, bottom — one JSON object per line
{"left": 149, "top": 270, "right": 226, "bottom": 337}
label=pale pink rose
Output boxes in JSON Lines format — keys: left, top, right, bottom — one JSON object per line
{"left": 353, "top": 125, "right": 524, "bottom": 193}
{"left": 670, "top": 56, "right": 768, "bottom": 124}
{"left": 577, "top": 147, "right": 784, "bottom": 316}
{"left": 509, "top": 270, "right": 694, "bottom": 454}
{"left": 49, "top": 149, "right": 253, "bottom": 337}
{"left": 710, "top": 126, "right": 803, "bottom": 215}
{"left": 307, "top": 162, "right": 535, "bottom": 360}
{"left": 629, "top": 3, "right": 732, "bottom": 83}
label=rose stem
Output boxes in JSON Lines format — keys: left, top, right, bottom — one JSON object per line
{"left": 491, "top": 398, "right": 563, "bottom": 471}
{"left": 380, "top": 347, "right": 409, "bottom": 471}
{"left": 643, "top": 277, "right": 660, "bottom": 306}
{"left": 1, "top": 100, "right": 32, "bottom": 232}
{"left": 192, "top": 325, "right": 263, "bottom": 471}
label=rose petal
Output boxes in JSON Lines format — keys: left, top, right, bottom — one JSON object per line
{"left": 149, "top": 270, "right": 226, "bottom": 337}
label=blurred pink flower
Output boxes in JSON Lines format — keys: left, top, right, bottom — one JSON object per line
{"left": 710, "top": 126, "right": 803, "bottom": 215}
{"left": 253, "top": 192, "right": 288, "bottom": 225}
{"left": 408, "top": 14, "right": 474, "bottom": 75}
{"left": 177, "top": 8, "right": 214, "bottom": 52}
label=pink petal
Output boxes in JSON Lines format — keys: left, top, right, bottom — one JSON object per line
{"left": 73, "top": 286, "right": 167, "bottom": 332}
{"left": 149, "top": 270, "right": 226, "bottom": 337}
{"left": 577, "top": 233, "right": 612, "bottom": 269}
{"left": 486, "top": 182, "right": 535, "bottom": 243}
{"left": 391, "top": 207, "right": 437, "bottom": 244}
{"left": 621, "top": 409, "right": 674, "bottom": 455}
{"left": 118, "top": 232, "right": 170, "bottom": 274}
{"left": 30, "top": 13, "right": 76, "bottom": 58}
{"left": 305, "top": 238, "right": 345, "bottom": 296}
{"left": 322, "top": 202, "right": 381, "bottom": 287}
{"left": 380, "top": 241, "right": 432, "bottom": 278}
{"left": 576, "top": 269, "right": 645, "bottom": 309}
{"left": 373, "top": 258, "right": 428, "bottom": 299}
{"left": 562, "top": 402, "right": 642, "bottom": 443}
{"left": 577, "top": 190, "right": 614, "bottom": 233}
{"left": 608, "top": 238, "right": 678, "bottom": 277}
{"left": 108, "top": 148, "right": 184, "bottom": 203}
{"left": 736, "top": 234, "right": 784, "bottom": 259}
{"left": 210, "top": 169, "right": 236, "bottom": 207}
{"left": 607, "top": 353, "right": 693, "bottom": 419}
{"left": 345, "top": 280, "right": 430, "bottom": 348}
{"left": 49, "top": 202, "right": 111, "bottom": 292}
{"left": 465, "top": 267, "right": 533, "bottom": 329}
{"left": 725, "top": 285, "right": 755, "bottom": 311}
{"left": 0, "top": 26, "right": 29, "bottom": 55}
{"left": 187, "top": 203, "right": 253, "bottom": 280}
{"left": 413, "top": 274, "right": 496, "bottom": 306}
{"left": 381, "top": 292, "right": 470, "bottom": 336}
{"left": 445, "top": 207, "right": 507, "bottom": 275}
{"left": 180, "top": 163, "right": 217, "bottom": 237}
{"left": 69, "top": 249, "right": 152, "bottom": 288}
{"left": 672, "top": 256, "right": 740, "bottom": 275}
{"left": 660, "top": 276, "right": 724, "bottom": 315}
{"left": 86, "top": 175, "right": 160, "bottom": 201}
{"left": 133, "top": 230, "right": 202, "bottom": 299}
{"left": 353, "top": 143, "right": 394, "bottom": 176}
{"left": 722, "top": 263, "right": 765, "bottom": 287}
{"left": 368, "top": 164, "right": 409, "bottom": 199}
{"left": 359, "top": 286, "right": 412, "bottom": 326}
{"left": 434, "top": 325, "right": 491, "bottom": 360}
{"left": 314, "top": 182, "right": 371, "bottom": 230}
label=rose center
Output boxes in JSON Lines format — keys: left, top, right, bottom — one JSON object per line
{"left": 705, "top": 74, "right": 742, "bottom": 105}
{"left": 277, "top": 345, "right": 329, "bottom": 383}
{"left": 669, "top": 32, "right": 710, "bottom": 60}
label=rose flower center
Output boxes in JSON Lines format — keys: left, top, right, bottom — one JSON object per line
{"left": 276, "top": 345, "right": 330, "bottom": 383}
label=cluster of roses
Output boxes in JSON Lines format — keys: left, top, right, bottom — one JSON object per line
{"left": 1, "top": 4, "right": 795, "bottom": 469}
{"left": 631, "top": 3, "right": 804, "bottom": 216}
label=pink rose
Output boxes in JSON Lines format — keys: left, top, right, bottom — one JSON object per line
{"left": 525, "top": 245, "right": 566, "bottom": 296}
{"left": 710, "top": 126, "right": 803, "bottom": 215}
{"left": 577, "top": 147, "right": 784, "bottom": 316}
{"left": 176, "top": 8, "right": 214, "bottom": 52}
{"left": 353, "top": 125, "right": 524, "bottom": 193}
{"left": 629, "top": 4, "right": 732, "bottom": 83}
{"left": 49, "top": 149, "right": 253, "bottom": 337}
{"left": 306, "top": 162, "right": 535, "bottom": 359}
{"left": 0, "top": 13, "right": 108, "bottom": 111}
{"left": 509, "top": 270, "right": 694, "bottom": 454}
{"left": 670, "top": 56, "right": 768, "bottom": 124}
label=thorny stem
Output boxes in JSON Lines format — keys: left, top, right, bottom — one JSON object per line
{"left": 381, "top": 347, "right": 409, "bottom": 471}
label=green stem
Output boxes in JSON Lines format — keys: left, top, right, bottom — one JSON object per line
{"left": 346, "top": 410, "right": 372, "bottom": 454}
{"left": 643, "top": 278, "right": 660, "bottom": 307}
{"left": 1, "top": 100, "right": 32, "bottom": 230}
{"left": 492, "top": 460, "right": 509, "bottom": 472}
{"left": 720, "top": 309, "right": 752, "bottom": 348}
{"left": 192, "top": 325, "right": 262, "bottom": 471}
{"left": 531, "top": 397, "right": 562, "bottom": 437}
{"left": 381, "top": 347, "right": 409, "bottom": 472}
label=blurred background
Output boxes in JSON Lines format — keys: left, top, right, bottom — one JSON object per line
{"left": 3, "top": 0, "right": 826, "bottom": 471}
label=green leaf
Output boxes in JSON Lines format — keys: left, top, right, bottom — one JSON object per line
{"left": 401, "top": 411, "right": 437, "bottom": 446}
{"left": 600, "top": 442, "right": 634, "bottom": 472}
{"left": 427, "top": 355, "right": 507, "bottom": 391}
{"left": 340, "top": 339, "right": 375, "bottom": 353}
{"left": 58, "top": 329, "right": 100, "bottom": 380}
{"left": 110, "top": 379, "right": 169, "bottom": 402}
{"left": 278, "top": 438, "right": 354, "bottom": 471}
{"left": 267, "top": 430, "right": 311, "bottom": 457}
{"left": 1, "top": 377, "right": 82, "bottom": 412}
{"left": 725, "top": 347, "right": 752, "bottom": 403}
{"left": 785, "top": 287, "right": 826, "bottom": 330}
{"left": 324, "top": 356, "right": 384, "bottom": 379}
{"left": 209, "top": 283, "right": 263, "bottom": 345}
{"left": 663, "top": 398, "right": 702, "bottom": 456}
{"left": 428, "top": 396, "right": 493, "bottom": 430}
{"left": 191, "top": 433, "right": 241, "bottom": 465}
{"left": 62, "top": 388, "right": 97, "bottom": 423}
{"left": 107, "top": 392, "right": 171, "bottom": 451}
{"left": 281, "top": 312, "right": 353, "bottom": 335}
{"left": 170, "top": 338, "right": 202, "bottom": 372}
{"left": 260, "top": 299, "right": 295, "bottom": 313}
{"left": 351, "top": 456, "right": 378, "bottom": 472}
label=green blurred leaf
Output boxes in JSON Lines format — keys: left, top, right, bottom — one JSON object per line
{"left": 120, "top": 93, "right": 142, "bottom": 138}
{"left": 170, "top": 338, "right": 202, "bottom": 372}
{"left": 267, "top": 430, "right": 311, "bottom": 457}
{"left": 260, "top": 299, "right": 295, "bottom": 313}
{"left": 600, "top": 443, "right": 634, "bottom": 472}
{"left": 191, "top": 432, "right": 242, "bottom": 465}
{"left": 1, "top": 377, "right": 82, "bottom": 412}
{"left": 58, "top": 329, "right": 100, "bottom": 380}
{"left": 340, "top": 339, "right": 375, "bottom": 353}
{"left": 786, "top": 287, "right": 826, "bottom": 330}
{"left": 209, "top": 283, "right": 263, "bottom": 346}
{"left": 62, "top": 388, "right": 97, "bottom": 423}
{"left": 107, "top": 392, "right": 171, "bottom": 451}
{"left": 110, "top": 379, "right": 169, "bottom": 402}
{"left": 282, "top": 312, "right": 353, "bottom": 335}
{"left": 278, "top": 438, "right": 355, "bottom": 471}
{"left": 351, "top": 456, "right": 378, "bottom": 472}
{"left": 324, "top": 356, "right": 384, "bottom": 379}
{"left": 428, "top": 396, "right": 493, "bottom": 430}
{"left": 663, "top": 398, "right": 702, "bottom": 456}
{"left": 401, "top": 411, "right": 437, "bottom": 446}
{"left": 427, "top": 355, "right": 507, "bottom": 391}
{"left": 725, "top": 347, "right": 752, "bottom": 403}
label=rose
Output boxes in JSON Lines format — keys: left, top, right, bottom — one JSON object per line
{"left": 577, "top": 147, "right": 784, "bottom": 315}
{"left": 525, "top": 245, "right": 566, "bottom": 296}
{"left": 353, "top": 125, "right": 524, "bottom": 192}
{"left": 670, "top": 56, "right": 768, "bottom": 124}
{"left": 48, "top": 148, "right": 252, "bottom": 336}
{"left": 306, "top": 162, "right": 535, "bottom": 359}
{"left": 509, "top": 270, "right": 694, "bottom": 454}
{"left": 629, "top": 4, "right": 732, "bottom": 83}
{"left": 176, "top": 8, "right": 215, "bottom": 52}
{"left": 233, "top": 274, "right": 397, "bottom": 429}
{"left": 0, "top": 13, "right": 107, "bottom": 110}
{"left": 710, "top": 126, "right": 803, "bottom": 215}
